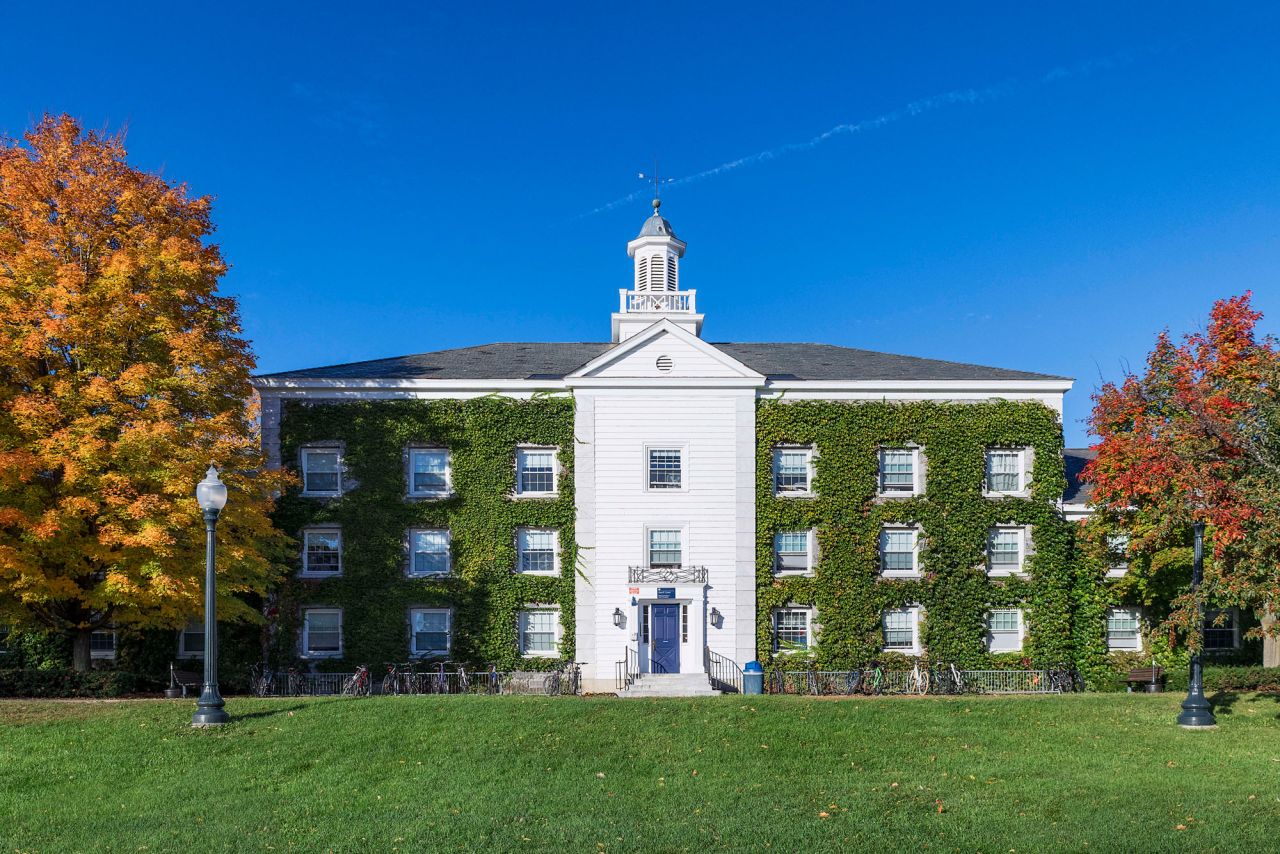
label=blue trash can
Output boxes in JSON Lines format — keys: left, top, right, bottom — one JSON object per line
{"left": 743, "top": 660, "right": 764, "bottom": 695}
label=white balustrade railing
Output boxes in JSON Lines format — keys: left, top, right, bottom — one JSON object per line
{"left": 618, "top": 289, "right": 697, "bottom": 314}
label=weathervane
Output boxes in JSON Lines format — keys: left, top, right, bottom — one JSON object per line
{"left": 637, "top": 161, "right": 675, "bottom": 211}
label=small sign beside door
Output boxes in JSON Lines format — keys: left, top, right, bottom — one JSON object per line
{"left": 657, "top": 587, "right": 676, "bottom": 599}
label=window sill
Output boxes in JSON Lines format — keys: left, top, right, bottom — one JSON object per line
{"left": 176, "top": 652, "right": 204, "bottom": 660}
{"left": 773, "top": 569, "right": 815, "bottom": 578}
{"left": 882, "top": 647, "right": 922, "bottom": 656}
{"left": 300, "top": 491, "right": 342, "bottom": 499}
{"left": 407, "top": 572, "right": 453, "bottom": 581}
{"left": 299, "top": 571, "right": 343, "bottom": 580}
{"left": 986, "top": 570, "right": 1028, "bottom": 578}
{"left": 774, "top": 491, "right": 816, "bottom": 499}
{"left": 410, "top": 651, "right": 450, "bottom": 659}
{"left": 876, "top": 492, "right": 922, "bottom": 500}
{"left": 405, "top": 491, "right": 455, "bottom": 501}
{"left": 513, "top": 492, "right": 559, "bottom": 500}
{"left": 880, "top": 571, "right": 922, "bottom": 580}
{"left": 300, "top": 652, "right": 343, "bottom": 660}
{"left": 520, "top": 651, "right": 560, "bottom": 659}
{"left": 515, "top": 569, "right": 560, "bottom": 577}
{"left": 984, "top": 491, "right": 1031, "bottom": 500}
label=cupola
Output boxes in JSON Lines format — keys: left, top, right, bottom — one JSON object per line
{"left": 612, "top": 199, "right": 702, "bottom": 342}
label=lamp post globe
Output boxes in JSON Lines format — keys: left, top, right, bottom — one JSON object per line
{"left": 192, "top": 465, "right": 231, "bottom": 727}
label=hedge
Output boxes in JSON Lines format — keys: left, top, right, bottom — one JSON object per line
{"left": 0, "top": 669, "right": 163, "bottom": 698}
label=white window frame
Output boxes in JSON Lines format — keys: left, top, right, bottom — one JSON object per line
{"left": 90, "top": 628, "right": 117, "bottom": 660}
{"left": 878, "top": 447, "right": 922, "bottom": 497}
{"left": 515, "top": 446, "right": 559, "bottom": 498}
{"left": 177, "top": 620, "right": 205, "bottom": 659}
{"left": 301, "top": 608, "right": 343, "bottom": 659}
{"left": 407, "top": 528, "right": 452, "bottom": 578}
{"left": 645, "top": 526, "right": 685, "bottom": 569}
{"left": 772, "top": 446, "right": 814, "bottom": 497}
{"left": 986, "top": 608, "right": 1024, "bottom": 653}
{"left": 1204, "top": 607, "right": 1240, "bottom": 651}
{"left": 879, "top": 525, "right": 921, "bottom": 578}
{"left": 408, "top": 608, "right": 452, "bottom": 658}
{"left": 516, "top": 527, "right": 560, "bottom": 576}
{"left": 300, "top": 446, "right": 343, "bottom": 497}
{"left": 987, "top": 526, "right": 1028, "bottom": 577}
{"left": 406, "top": 447, "right": 452, "bottom": 499}
{"left": 881, "top": 606, "right": 922, "bottom": 655}
{"left": 645, "top": 446, "right": 686, "bottom": 492}
{"left": 518, "top": 606, "right": 562, "bottom": 658}
{"left": 773, "top": 530, "right": 816, "bottom": 576}
{"left": 984, "top": 448, "right": 1030, "bottom": 496}
{"left": 772, "top": 606, "right": 815, "bottom": 653}
{"left": 1105, "top": 607, "right": 1143, "bottom": 652}
{"left": 1106, "top": 534, "right": 1130, "bottom": 579}
{"left": 300, "top": 527, "right": 343, "bottom": 577}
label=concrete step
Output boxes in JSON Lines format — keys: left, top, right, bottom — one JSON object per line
{"left": 618, "top": 673, "right": 722, "bottom": 698}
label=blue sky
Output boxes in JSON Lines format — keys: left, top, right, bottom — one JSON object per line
{"left": 3, "top": 2, "right": 1278, "bottom": 445}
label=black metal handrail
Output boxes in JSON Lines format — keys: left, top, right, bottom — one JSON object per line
{"left": 704, "top": 648, "right": 743, "bottom": 693}
{"left": 615, "top": 646, "right": 640, "bottom": 692}
{"left": 627, "top": 565, "right": 709, "bottom": 584}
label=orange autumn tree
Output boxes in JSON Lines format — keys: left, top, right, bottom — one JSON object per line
{"left": 0, "top": 115, "right": 291, "bottom": 670}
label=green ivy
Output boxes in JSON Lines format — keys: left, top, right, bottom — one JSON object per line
{"left": 271, "top": 397, "right": 576, "bottom": 671}
{"left": 755, "top": 399, "right": 1075, "bottom": 669}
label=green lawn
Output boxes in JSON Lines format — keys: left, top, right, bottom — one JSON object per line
{"left": 2, "top": 693, "right": 1278, "bottom": 852}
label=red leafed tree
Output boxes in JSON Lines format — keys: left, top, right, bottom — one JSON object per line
{"left": 1085, "top": 292, "right": 1280, "bottom": 664}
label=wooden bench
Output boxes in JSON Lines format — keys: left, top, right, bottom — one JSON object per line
{"left": 1125, "top": 666, "right": 1165, "bottom": 693}
{"left": 168, "top": 663, "right": 202, "bottom": 698}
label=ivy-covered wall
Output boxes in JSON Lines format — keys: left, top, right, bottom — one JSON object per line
{"left": 755, "top": 399, "right": 1074, "bottom": 669}
{"left": 271, "top": 396, "right": 576, "bottom": 671}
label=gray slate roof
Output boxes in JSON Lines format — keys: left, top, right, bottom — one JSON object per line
{"left": 256, "top": 342, "right": 1070, "bottom": 383}
{"left": 1062, "top": 447, "right": 1097, "bottom": 504}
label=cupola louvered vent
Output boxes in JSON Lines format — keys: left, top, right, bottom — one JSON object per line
{"left": 637, "top": 256, "right": 649, "bottom": 291}
{"left": 667, "top": 254, "right": 677, "bottom": 290}
{"left": 650, "top": 255, "right": 665, "bottom": 291}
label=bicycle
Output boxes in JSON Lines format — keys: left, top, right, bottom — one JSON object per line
{"left": 862, "top": 663, "right": 885, "bottom": 696}
{"left": 382, "top": 664, "right": 403, "bottom": 696}
{"left": 843, "top": 669, "right": 863, "bottom": 695}
{"left": 250, "top": 664, "right": 274, "bottom": 698}
{"left": 909, "top": 662, "right": 930, "bottom": 696}
{"left": 342, "top": 665, "right": 372, "bottom": 697}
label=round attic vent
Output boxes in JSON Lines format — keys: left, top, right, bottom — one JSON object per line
{"left": 655, "top": 355, "right": 674, "bottom": 373}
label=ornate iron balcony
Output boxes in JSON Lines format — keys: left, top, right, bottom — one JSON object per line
{"left": 628, "top": 565, "right": 708, "bottom": 584}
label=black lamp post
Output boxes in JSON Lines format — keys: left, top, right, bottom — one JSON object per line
{"left": 192, "top": 465, "right": 230, "bottom": 727}
{"left": 1177, "top": 520, "right": 1216, "bottom": 729}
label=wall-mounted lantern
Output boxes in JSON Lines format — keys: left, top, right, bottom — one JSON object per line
{"left": 710, "top": 607, "right": 723, "bottom": 629}
{"left": 613, "top": 607, "right": 625, "bottom": 628}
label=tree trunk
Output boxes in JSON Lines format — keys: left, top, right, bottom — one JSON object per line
{"left": 72, "top": 629, "right": 92, "bottom": 672}
{"left": 1264, "top": 605, "right": 1279, "bottom": 668}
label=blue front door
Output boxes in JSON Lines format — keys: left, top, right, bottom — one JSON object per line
{"left": 651, "top": 604, "right": 681, "bottom": 673}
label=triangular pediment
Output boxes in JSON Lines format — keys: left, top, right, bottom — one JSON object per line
{"left": 567, "top": 320, "right": 764, "bottom": 381}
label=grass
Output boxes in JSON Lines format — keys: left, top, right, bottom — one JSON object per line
{"left": 2, "top": 692, "right": 1279, "bottom": 852}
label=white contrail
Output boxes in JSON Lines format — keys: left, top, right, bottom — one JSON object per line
{"left": 577, "top": 51, "right": 1141, "bottom": 219}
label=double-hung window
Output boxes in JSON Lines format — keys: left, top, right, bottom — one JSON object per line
{"left": 409, "top": 609, "right": 451, "bottom": 657}
{"left": 1204, "top": 608, "right": 1239, "bottom": 651}
{"left": 302, "top": 608, "right": 342, "bottom": 657}
{"left": 517, "top": 528, "right": 558, "bottom": 575}
{"left": 90, "top": 629, "right": 117, "bottom": 660}
{"left": 518, "top": 607, "right": 561, "bottom": 657}
{"left": 516, "top": 448, "right": 557, "bottom": 496}
{"left": 882, "top": 607, "right": 920, "bottom": 654}
{"left": 1106, "top": 534, "right": 1130, "bottom": 578}
{"left": 408, "top": 529, "right": 451, "bottom": 578}
{"left": 300, "top": 448, "right": 341, "bottom": 496}
{"left": 648, "top": 529, "right": 682, "bottom": 568}
{"left": 1105, "top": 607, "right": 1142, "bottom": 651}
{"left": 177, "top": 621, "right": 205, "bottom": 659}
{"left": 647, "top": 448, "right": 683, "bottom": 490}
{"left": 302, "top": 529, "right": 342, "bottom": 576}
{"left": 986, "top": 609, "right": 1023, "bottom": 652}
{"left": 773, "top": 447, "right": 813, "bottom": 496}
{"left": 773, "top": 531, "right": 813, "bottom": 575}
{"left": 879, "top": 527, "right": 920, "bottom": 577}
{"left": 773, "top": 608, "right": 813, "bottom": 652}
{"left": 408, "top": 448, "right": 450, "bottom": 498}
{"left": 987, "top": 527, "right": 1026, "bottom": 576}
{"left": 879, "top": 449, "right": 919, "bottom": 496}
{"left": 985, "top": 449, "right": 1026, "bottom": 494}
